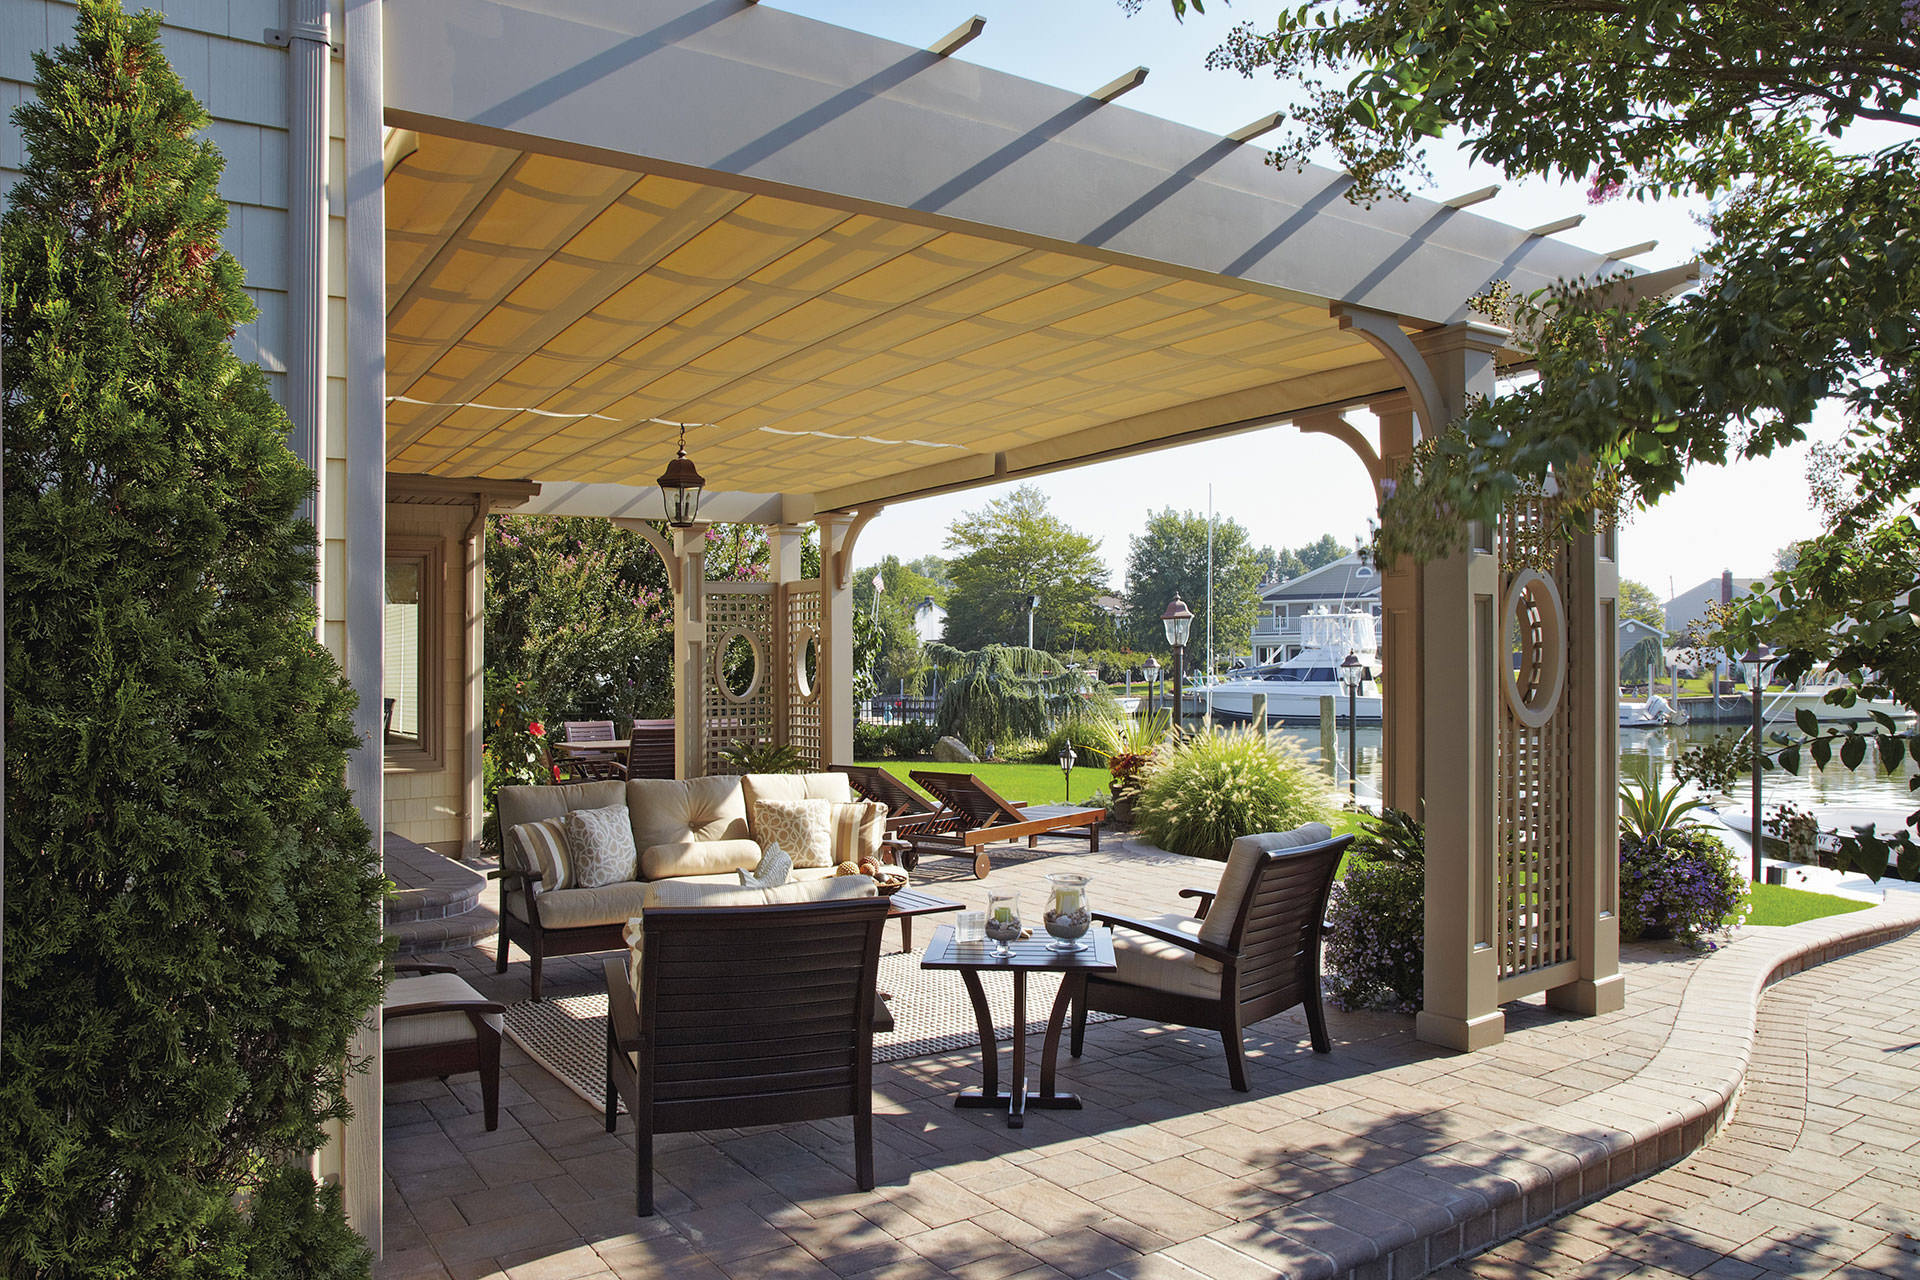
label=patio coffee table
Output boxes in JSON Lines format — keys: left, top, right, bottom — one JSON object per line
{"left": 919, "top": 923, "right": 1116, "bottom": 1129}
{"left": 885, "top": 886, "right": 964, "bottom": 954}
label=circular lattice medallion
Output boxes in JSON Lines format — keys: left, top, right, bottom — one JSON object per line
{"left": 713, "top": 629, "right": 763, "bottom": 704}
{"left": 793, "top": 624, "right": 821, "bottom": 704}
{"left": 1502, "top": 570, "right": 1567, "bottom": 727}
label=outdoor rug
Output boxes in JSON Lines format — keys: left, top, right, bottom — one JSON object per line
{"left": 503, "top": 951, "right": 1120, "bottom": 1113}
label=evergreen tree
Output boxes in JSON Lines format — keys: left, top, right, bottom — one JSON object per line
{"left": 2, "top": 4, "right": 386, "bottom": 1274}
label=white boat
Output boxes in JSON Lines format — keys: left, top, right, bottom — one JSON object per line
{"left": 1200, "top": 609, "right": 1382, "bottom": 724}
{"left": 1620, "top": 693, "right": 1685, "bottom": 728}
{"left": 1757, "top": 668, "right": 1913, "bottom": 728}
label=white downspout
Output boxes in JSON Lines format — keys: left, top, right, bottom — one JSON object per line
{"left": 283, "top": 0, "right": 330, "bottom": 537}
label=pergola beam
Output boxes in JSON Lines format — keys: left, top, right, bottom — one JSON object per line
{"left": 1089, "top": 66, "right": 1148, "bottom": 102}
{"left": 929, "top": 16, "right": 985, "bottom": 57}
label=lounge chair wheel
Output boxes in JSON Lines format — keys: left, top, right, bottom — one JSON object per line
{"left": 973, "top": 852, "right": 992, "bottom": 879}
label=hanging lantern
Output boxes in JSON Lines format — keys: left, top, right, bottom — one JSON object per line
{"left": 657, "top": 424, "right": 706, "bottom": 528}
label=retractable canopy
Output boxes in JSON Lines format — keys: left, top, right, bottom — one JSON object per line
{"left": 383, "top": 0, "right": 1625, "bottom": 522}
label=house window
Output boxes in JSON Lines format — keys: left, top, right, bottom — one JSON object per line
{"left": 385, "top": 537, "right": 445, "bottom": 770}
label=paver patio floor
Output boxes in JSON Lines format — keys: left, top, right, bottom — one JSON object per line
{"left": 1445, "top": 929, "right": 1920, "bottom": 1280}
{"left": 373, "top": 835, "right": 1917, "bottom": 1280}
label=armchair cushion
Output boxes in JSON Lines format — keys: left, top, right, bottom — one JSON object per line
{"left": 749, "top": 797, "right": 834, "bottom": 869}
{"left": 621, "top": 874, "right": 878, "bottom": 997}
{"left": 1110, "top": 913, "right": 1225, "bottom": 1001}
{"left": 384, "top": 972, "right": 505, "bottom": 1049}
{"left": 640, "top": 838, "right": 763, "bottom": 881}
{"left": 510, "top": 816, "right": 573, "bottom": 891}
{"left": 1198, "top": 823, "right": 1334, "bottom": 949}
{"left": 564, "top": 804, "right": 639, "bottom": 887}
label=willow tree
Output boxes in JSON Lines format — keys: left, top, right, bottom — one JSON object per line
{"left": 2, "top": 3, "right": 386, "bottom": 1273}
{"left": 927, "top": 643, "right": 1087, "bottom": 748}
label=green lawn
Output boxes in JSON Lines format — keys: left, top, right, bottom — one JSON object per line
{"left": 863, "top": 760, "right": 1108, "bottom": 806}
{"left": 1743, "top": 882, "right": 1875, "bottom": 926}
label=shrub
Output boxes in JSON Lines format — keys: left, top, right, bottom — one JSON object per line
{"left": 1325, "top": 860, "right": 1426, "bottom": 1012}
{"left": 852, "top": 720, "right": 940, "bottom": 760}
{"left": 2, "top": 4, "right": 385, "bottom": 1270}
{"left": 1619, "top": 825, "right": 1748, "bottom": 950}
{"left": 1133, "top": 726, "right": 1336, "bottom": 860}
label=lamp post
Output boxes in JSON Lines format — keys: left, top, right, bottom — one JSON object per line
{"left": 1742, "top": 644, "right": 1774, "bottom": 882}
{"left": 1339, "top": 651, "right": 1363, "bottom": 797}
{"left": 1026, "top": 592, "right": 1041, "bottom": 649}
{"left": 1142, "top": 656, "right": 1160, "bottom": 718}
{"left": 1161, "top": 595, "right": 1194, "bottom": 729}
{"left": 1059, "top": 740, "right": 1077, "bottom": 803}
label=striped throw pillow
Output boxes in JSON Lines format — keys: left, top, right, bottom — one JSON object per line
{"left": 830, "top": 799, "right": 889, "bottom": 867}
{"left": 510, "top": 817, "right": 572, "bottom": 891}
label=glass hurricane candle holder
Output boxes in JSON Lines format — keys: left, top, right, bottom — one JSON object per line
{"left": 1043, "top": 873, "right": 1092, "bottom": 952}
{"left": 984, "top": 890, "right": 1022, "bottom": 958}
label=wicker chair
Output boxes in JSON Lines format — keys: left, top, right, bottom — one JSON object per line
{"left": 603, "top": 897, "right": 889, "bottom": 1213}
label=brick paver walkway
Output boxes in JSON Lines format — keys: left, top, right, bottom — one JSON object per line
{"left": 374, "top": 836, "right": 1920, "bottom": 1280}
{"left": 1443, "top": 930, "right": 1920, "bottom": 1280}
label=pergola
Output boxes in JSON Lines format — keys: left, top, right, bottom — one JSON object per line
{"left": 346, "top": 0, "right": 1651, "bottom": 1245}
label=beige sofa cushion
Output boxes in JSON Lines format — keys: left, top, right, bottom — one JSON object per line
{"left": 506, "top": 878, "right": 651, "bottom": 928}
{"left": 628, "top": 775, "right": 749, "bottom": 851}
{"left": 1199, "top": 823, "right": 1334, "bottom": 949}
{"left": 1110, "top": 913, "right": 1224, "bottom": 1001}
{"left": 640, "top": 838, "right": 763, "bottom": 881}
{"left": 741, "top": 772, "right": 853, "bottom": 808}
{"left": 497, "top": 780, "right": 626, "bottom": 839}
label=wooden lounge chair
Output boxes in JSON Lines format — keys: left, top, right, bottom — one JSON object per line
{"left": 603, "top": 897, "right": 889, "bottom": 1214}
{"left": 1070, "top": 826, "right": 1350, "bottom": 1090}
{"left": 904, "top": 769, "right": 1105, "bottom": 879}
{"left": 834, "top": 764, "right": 966, "bottom": 856}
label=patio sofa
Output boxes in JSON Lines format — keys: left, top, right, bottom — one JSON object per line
{"left": 493, "top": 772, "right": 884, "bottom": 998}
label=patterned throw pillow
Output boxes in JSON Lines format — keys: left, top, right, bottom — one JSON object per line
{"left": 750, "top": 797, "right": 834, "bottom": 869}
{"left": 830, "top": 800, "right": 888, "bottom": 867}
{"left": 563, "top": 804, "right": 638, "bottom": 888}
{"left": 738, "top": 842, "right": 793, "bottom": 889}
{"left": 510, "top": 817, "right": 572, "bottom": 891}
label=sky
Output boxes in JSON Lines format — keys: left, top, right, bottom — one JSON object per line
{"left": 770, "top": 0, "right": 1838, "bottom": 603}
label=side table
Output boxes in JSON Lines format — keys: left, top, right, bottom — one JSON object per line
{"left": 919, "top": 924, "right": 1116, "bottom": 1129}
{"left": 885, "top": 887, "right": 963, "bottom": 954}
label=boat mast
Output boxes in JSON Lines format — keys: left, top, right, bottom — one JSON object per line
{"left": 1205, "top": 486, "right": 1215, "bottom": 722}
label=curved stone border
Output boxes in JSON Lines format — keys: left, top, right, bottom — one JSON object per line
{"left": 1188, "top": 896, "right": 1920, "bottom": 1280}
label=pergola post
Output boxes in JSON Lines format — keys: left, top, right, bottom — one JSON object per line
{"left": 767, "top": 523, "right": 808, "bottom": 752}
{"left": 817, "top": 514, "right": 862, "bottom": 770}
{"left": 1370, "top": 392, "right": 1424, "bottom": 816}
{"left": 671, "top": 524, "right": 710, "bottom": 778}
{"left": 1550, "top": 522, "right": 1625, "bottom": 1015}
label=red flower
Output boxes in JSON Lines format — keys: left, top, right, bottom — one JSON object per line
{"left": 528, "top": 721, "right": 546, "bottom": 737}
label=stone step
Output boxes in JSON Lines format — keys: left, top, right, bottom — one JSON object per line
{"left": 384, "top": 831, "right": 498, "bottom": 954}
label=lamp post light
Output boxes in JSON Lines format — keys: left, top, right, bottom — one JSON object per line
{"left": 1161, "top": 595, "right": 1194, "bottom": 729}
{"left": 1743, "top": 643, "right": 1774, "bottom": 883}
{"left": 1142, "top": 656, "right": 1160, "bottom": 718}
{"left": 1339, "top": 651, "right": 1363, "bottom": 797}
{"left": 1059, "top": 740, "right": 1077, "bottom": 803}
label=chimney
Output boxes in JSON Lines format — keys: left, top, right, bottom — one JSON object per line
{"left": 1720, "top": 569, "right": 1733, "bottom": 605}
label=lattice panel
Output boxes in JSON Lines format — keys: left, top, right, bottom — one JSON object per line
{"left": 703, "top": 584, "right": 777, "bottom": 777}
{"left": 787, "top": 583, "right": 824, "bottom": 771}
{"left": 1494, "top": 500, "right": 1579, "bottom": 983}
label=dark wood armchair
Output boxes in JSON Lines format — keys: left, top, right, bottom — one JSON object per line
{"left": 1070, "top": 827, "right": 1350, "bottom": 1091}
{"left": 602, "top": 897, "right": 890, "bottom": 1214}
{"left": 384, "top": 961, "right": 506, "bottom": 1130}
